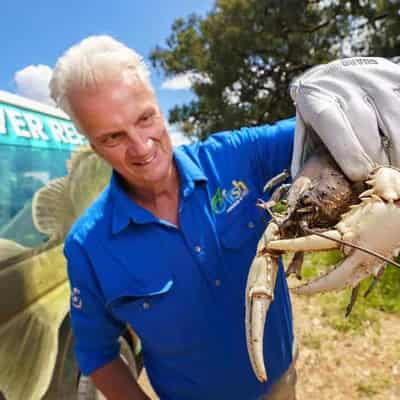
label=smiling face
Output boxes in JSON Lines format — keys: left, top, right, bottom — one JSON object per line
{"left": 68, "top": 72, "right": 175, "bottom": 195}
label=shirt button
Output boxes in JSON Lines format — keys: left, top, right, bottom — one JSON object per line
{"left": 248, "top": 221, "right": 255, "bottom": 229}
{"left": 215, "top": 279, "right": 221, "bottom": 287}
{"left": 194, "top": 245, "right": 202, "bottom": 253}
{"left": 142, "top": 302, "right": 150, "bottom": 310}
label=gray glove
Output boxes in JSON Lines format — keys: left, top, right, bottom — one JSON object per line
{"left": 290, "top": 57, "right": 400, "bottom": 182}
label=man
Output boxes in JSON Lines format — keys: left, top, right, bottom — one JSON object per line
{"left": 50, "top": 36, "right": 400, "bottom": 400}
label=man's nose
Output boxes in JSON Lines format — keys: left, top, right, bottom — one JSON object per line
{"left": 126, "top": 130, "right": 152, "bottom": 157}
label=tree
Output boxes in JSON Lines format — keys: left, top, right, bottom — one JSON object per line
{"left": 349, "top": 0, "right": 400, "bottom": 60}
{"left": 150, "top": 0, "right": 400, "bottom": 139}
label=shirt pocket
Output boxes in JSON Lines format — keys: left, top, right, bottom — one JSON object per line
{"left": 106, "top": 278, "right": 206, "bottom": 356}
{"left": 217, "top": 195, "right": 266, "bottom": 249}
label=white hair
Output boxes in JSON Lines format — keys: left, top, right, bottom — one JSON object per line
{"left": 49, "top": 35, "right": 153, "bottom": 119}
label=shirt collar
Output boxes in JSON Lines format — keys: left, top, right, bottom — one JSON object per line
{"left": 110, "top": 146, "right": 207, "bottom": 235}
{"left": 173, "top": 146, "right": 207, "bottom": 198}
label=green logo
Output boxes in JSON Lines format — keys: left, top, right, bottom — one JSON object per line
{"left": 211, "top": 180, "right": 249, "bottom": 214}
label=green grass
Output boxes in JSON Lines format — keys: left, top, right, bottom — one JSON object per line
{"left": 271, "top": 201, "right": 288, "bottom": 214}
{"left": 287, "top": 251, "right": 400, "bottom": 332}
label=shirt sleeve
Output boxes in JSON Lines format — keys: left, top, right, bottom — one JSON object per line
{"left": 256, "top": 117, "right": 296, "bottom": 182}
{"left": 203, "top": 117, "right": 296, "bottom": 193}
{"left": 64, "top": 238, "right": 126, "bottom": 376}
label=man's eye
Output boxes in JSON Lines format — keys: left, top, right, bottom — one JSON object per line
{"left": 102, "top": 132, "right": 123, "bottom": 146}
{"left": 140, "top": 114, "right": 154, "bottom": 125}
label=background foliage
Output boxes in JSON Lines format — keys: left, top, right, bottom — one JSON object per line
{"left": 150, "top": 0, "right": 400, "bottom": 139}
{"left": 294, "top": 251, "right": 400, "bottom": 332}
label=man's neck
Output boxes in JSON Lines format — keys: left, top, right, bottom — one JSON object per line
{"left": 126, "top": 165, "right": 181, "bottom": 226}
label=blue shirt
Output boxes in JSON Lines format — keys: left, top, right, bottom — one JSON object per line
{"left": 65, "top": 118, "right": 295, "bottom": 400}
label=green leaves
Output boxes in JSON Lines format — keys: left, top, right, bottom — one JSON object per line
{"left": 151, "top": 0, "right": 399, "bottom": 139}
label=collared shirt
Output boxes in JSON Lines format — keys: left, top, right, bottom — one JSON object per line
{"left": 65, "top": 118, "right": 296, "bottom": 400}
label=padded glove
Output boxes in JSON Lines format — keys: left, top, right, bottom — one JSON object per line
{"left": 290, "top": 57, "right": 400, "bottom": 181}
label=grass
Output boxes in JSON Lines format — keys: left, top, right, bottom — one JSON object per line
{"left": 301, "top": 332, "right": 322, "bottom": 350}
{"left": 356, "top": 375, "right": 391, "bottom": 398}
{"left": 286, "top": 250, "right": 400, "bottom": 332}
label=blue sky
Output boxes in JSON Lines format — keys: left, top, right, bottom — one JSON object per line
{"left": 1, "top": 0, "right": 215, "bottom": 143}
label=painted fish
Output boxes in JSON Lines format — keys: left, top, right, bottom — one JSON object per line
{"left": 0, "top": 146, "right": 111, "bottom": 400}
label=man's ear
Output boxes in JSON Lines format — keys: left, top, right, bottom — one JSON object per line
{"left": 88, "top": 141, "right": 97, "bottom": 152}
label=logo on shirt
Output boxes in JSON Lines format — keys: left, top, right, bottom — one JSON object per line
{"left": 71, "top": 287, "right": 83, "bottom": 309}
{"left": 211, "top": 180, "right": 249, "bottom": 214}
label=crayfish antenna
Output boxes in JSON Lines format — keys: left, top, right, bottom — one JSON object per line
{"left": 263, "top": 169, "right": 290, "bottom": 193}
{"left": 345, "top": 284, "right": 360, "bottom": 317}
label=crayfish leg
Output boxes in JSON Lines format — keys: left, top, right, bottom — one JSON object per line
{"left": 363, "top": 265, "right": 385, "bottom": 298}
{"left": 285, "top": 251, "right": 304, "bottom": 280}
{"left": 345, "top": 284, "right": 360, "bottom": 317}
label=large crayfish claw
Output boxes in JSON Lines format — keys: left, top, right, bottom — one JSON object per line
{"left": 245, "top": 222, "right": 280, "bottom": 382}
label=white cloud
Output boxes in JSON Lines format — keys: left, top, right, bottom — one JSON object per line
{"left": 167, "top": 121, "right": 192, "bottom": 146}
{"left": 162, "top": 71, "right": 211, "bottom": 90}
{"left": 14, "top": 65, "right": 55, "bottom": 106}
{"left": 170, "top": 130, "right": 191, "bottom": 146}
{"left": 162, "top": 73, "right": 193, "bottom": 90}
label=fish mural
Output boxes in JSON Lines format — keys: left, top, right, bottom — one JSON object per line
{"left": 0, "top": 146, "right": 112, "bottom": 400}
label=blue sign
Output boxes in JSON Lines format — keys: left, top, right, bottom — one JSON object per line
{"left": 0, "top": 101, "right": 87, "bottom": 150}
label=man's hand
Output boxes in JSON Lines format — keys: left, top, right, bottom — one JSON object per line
{"left": 91, "top": 357, "right": 150, "bottom": 400}
{"left": 290, "top": 57, "right": 400, "bottom": 182}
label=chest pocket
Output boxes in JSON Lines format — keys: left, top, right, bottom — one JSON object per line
{"left": 217, "top": 195, "right": 266, "bottom": 249}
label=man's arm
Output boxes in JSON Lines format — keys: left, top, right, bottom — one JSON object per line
{"left": 91, "top": 357, "right": 150, "bottom": 400}
{"left": 65, "top": 240, "right": 145, "bottom": 397}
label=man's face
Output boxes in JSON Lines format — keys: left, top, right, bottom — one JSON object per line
{"left": 68, "top": 72, "right": 174, "bottom": 193}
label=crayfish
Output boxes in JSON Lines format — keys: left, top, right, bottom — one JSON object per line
{"left": 245, "top": 147, "right": 400, "bottom": 382}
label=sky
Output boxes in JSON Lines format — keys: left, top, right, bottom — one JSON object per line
{"left": 1, "top": 0, "right": 216, "bottom": 144}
